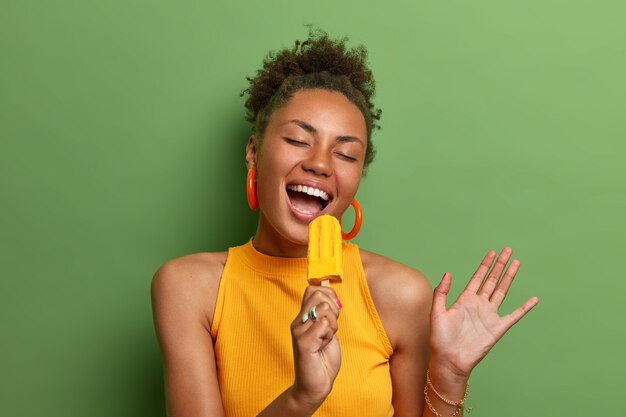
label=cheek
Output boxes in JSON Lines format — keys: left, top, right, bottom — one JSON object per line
{"left": 338, "top": 169, "right": 363, "bottom": 197}
{"left": 255, "top": 154, "right": 294, "bottom": 198}
{"left": 258, "top": 142, "right": 300, "bottom": 171}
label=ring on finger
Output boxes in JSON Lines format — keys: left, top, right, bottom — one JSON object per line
{"left": 301, "top": 312, "right": 309, "bottom": 324}
{"left": 309, "top": 305, "right": 318, "bottom": 322}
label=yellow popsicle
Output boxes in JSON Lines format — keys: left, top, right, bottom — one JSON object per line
{"left": 307, "top": 215, "right": 343, "bottom": 286}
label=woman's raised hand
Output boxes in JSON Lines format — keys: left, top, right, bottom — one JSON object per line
{"left": 429, "top": 248, "right": 539, "bottom": 378}
{"left": 289, "top": 285, "right": 342, "bottom": 408}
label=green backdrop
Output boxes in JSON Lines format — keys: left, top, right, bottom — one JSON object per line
{"left": 1, "top": 1, "right": 624, "bottom": 416}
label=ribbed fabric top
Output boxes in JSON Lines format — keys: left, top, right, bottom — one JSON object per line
{"left": 211, "top": 239, "right": 394, "bottom": 417}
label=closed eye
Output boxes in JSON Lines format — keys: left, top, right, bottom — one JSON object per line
{"left": 284, "top": 137, "right": 309, "bottom": 147}
{"left": 335, "top": 152, "right": 358, "bottom": 162}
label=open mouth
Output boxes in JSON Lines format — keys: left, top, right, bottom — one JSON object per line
{"left": 286, "top": 184, "right": 331, "bottom": 216}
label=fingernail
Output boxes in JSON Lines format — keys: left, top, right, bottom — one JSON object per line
{"left": 336, "top": 297, "right": 343, "bottom": 309}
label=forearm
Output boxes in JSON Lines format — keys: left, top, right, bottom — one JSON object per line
{"left": 421, "top": 359, "right": 470, "bottom": 417}
{"left": 257, "top": 386, "right": 320, "bottom": 417}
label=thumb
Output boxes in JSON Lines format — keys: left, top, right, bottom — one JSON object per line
{"left": 432, "top": 272, "right": 451, "bottom": 314}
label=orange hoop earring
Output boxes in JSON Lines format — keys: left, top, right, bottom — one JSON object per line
{"left": 247, "top": 167, "right": 258, "bottom": 210}
{"left": 341, "top": 199, "right": 362, "bottom": 240}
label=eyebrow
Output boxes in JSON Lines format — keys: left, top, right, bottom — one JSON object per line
{"left": 286, "top": 119, "right": 364, "bottom": 145}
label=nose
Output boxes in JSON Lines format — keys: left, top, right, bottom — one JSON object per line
{"left": 301, "top": 147, "right": 332, "bottom": 177}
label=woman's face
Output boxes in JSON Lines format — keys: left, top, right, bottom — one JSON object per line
{"left": 247, "top": 88, "right": 367, "bottom": 250}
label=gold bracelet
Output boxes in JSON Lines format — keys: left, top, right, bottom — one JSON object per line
{"left": 424, "top": 384, "right": 464, "bottom": 417}
{"left": 424, "top": 369, "right": 472, "bottom": 415}
{"left": 426, "top": 369, "right": 469, "bottom": 407}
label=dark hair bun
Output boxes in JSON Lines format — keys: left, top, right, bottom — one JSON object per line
{"left": 242, "top": 28, "right": 381, "bottom": 169}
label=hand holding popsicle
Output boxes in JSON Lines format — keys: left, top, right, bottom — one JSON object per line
{"left": 284, "top": 216, "right": 345, "bottom": 410}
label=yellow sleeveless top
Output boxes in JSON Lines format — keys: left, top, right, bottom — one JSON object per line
{"left": 210, "top": 240, "right": 394, "bottom": 416}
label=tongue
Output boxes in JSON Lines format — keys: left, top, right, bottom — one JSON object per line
{"left": 288, "top": 191, "right": 323, "bottom": 215}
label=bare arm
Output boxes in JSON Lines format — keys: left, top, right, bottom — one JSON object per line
{"left": 387, "top": 277, "right": 467, "bottom": 417}
{"left": 151, "top": 255, "right": 226, "bottom": 417}
{"left": 363, "top": 252, "right": 432, "bottom": 417}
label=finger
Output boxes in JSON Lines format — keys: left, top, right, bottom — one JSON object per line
{"left": 490, "top": 259, "right": 520, "bottom": 306}
{"left": 310, "top": 302, "right": 339, "bottom": 327}
{"left": 301, "top": 286, "right": 341, "bottom": 314}
{"left": 502, "top": 296, "right": 539, "bottom": 329}
{"left": 432, "top": 272, "right": 451, "bottom": 314}
{"left": 316, "top": 318, "right": 338, "bottom": 345}
{"left": 311, "top": 310, "right": 338, "bottom": 335}
{"left": 301, "top": 285, "right": 337, "bottom": 304}
{"left": 299, "top": 300, "right": 339, "bottom": 328}
{"left": 292, "top": 305, "right": 317, "bottom": 333}
{"left": 463, "top": 250, "right": 497, "bottom": 293}
{"left": 292, "top": 314, "right": 314, "bottom": 336}
{"left": 299, "top": 316, "right": 339, "bottom": 352}
{"left": 292, "top": 300, "right": 339, "bottom": 341}
{"left": 302, "top": 296, "right": 340, "bottom": 323}
{"left": 478, "top": 247, "right": 512, "bottom": 297}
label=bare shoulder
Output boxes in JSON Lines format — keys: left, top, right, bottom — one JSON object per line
{"left": 359, "top": 249, "right": 433, "bottom": 349}
{"left": 152, "top": 251, "right": 227, "bottom": 298}
{"left": 359, "top": 248, "right": 432, "bottom": 306}
{"left": 151, "top": 251, "right": 228, "bottom": 330}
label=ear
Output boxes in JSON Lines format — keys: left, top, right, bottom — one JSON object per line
{"left": 245, "top": 136, "right": 258, "bottom": 169}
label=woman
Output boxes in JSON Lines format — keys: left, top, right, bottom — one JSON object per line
{"left": 151, "top": 30, "right": 539, "bottom": 417}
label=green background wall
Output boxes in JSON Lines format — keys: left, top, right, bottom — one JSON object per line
{"left": 1, "top": 1, "right": 624, "bottom": 415}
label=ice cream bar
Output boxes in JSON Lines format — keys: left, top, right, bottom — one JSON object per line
{"left": 307, "top": 215, "right": 343, "bottom": 287}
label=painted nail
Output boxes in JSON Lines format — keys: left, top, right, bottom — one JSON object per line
{"left": 336, "top": 297, "right": 343, "bottom": 309}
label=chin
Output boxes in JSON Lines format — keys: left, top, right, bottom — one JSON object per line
{"left": 280, "top": 220, "right": 310, "bottom": 246}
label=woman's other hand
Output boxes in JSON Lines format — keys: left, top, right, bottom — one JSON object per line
{"left": 290, "top": 285, "right": 342, "bottom": 408}
{"left": 429, "top": 247, "right": 539, "bottom": 379}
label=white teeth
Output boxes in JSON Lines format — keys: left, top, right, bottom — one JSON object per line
{"left": 287, "top": 185, "right": 330, "bottom": 201}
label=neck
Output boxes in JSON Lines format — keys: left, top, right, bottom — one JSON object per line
{"left": 252, "top": 216, "right": 308, "bottom": 258}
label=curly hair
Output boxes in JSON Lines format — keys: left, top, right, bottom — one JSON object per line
{"left": 241, "top": 29, "right": 382, "bottom": 169}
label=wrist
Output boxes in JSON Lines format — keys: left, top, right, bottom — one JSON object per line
{"left": 424, "top": 368, "right": 471, "bottom": 417}
{"left": 287, "top": 385, "right": 323, "bottom": 416}
{"left": 428, "top": 354, "right": 471, "bottom": 384}
{"left": 427, "top": 358, "right": 470, "bottom": 403}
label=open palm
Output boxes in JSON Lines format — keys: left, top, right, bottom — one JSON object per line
{"left": 430, "top": 248, "right": 539, "bottom": 377}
